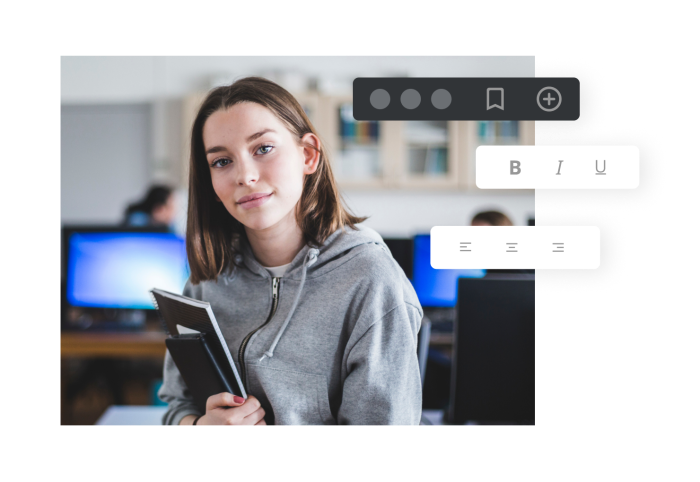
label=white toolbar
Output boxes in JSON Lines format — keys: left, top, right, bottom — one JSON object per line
{"left": 431, "top": 226, "right": 600, "bottom": 269}
{"left": 476, "top": 146, "right": 639, "bottom": 189}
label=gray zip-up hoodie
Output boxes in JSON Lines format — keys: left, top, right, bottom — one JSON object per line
{"left": 158, "top": 224, "right": 423, "bottom": 425}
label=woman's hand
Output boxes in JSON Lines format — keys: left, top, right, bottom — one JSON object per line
{"left": 181, "top": 393, "right": 267, "bottom": 425}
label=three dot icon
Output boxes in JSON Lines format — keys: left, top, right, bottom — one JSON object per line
{"left": 369, "top": 88, "right": 452, "bottom": 110}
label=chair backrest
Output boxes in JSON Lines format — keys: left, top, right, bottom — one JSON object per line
{"left": 449, "top": 278, "right": 535, "bottom": 424}
{"left": 417, "top": 317, "right": 432, "bottom": 386}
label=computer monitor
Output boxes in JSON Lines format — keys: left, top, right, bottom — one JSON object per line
{"left": 411, "top": 234, "right": 485, "bottom": 307}
{"left": 449, "top": 278, "right": 535, "bottom": 424}
{"left": 65, "top": 229, "right": 189, "bottom": 310}
{"left": 383, "top": 237, "right": 413, "bottom": 280}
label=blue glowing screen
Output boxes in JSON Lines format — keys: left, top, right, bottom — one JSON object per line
{"left": 66, "top": 232, "right": 189, "bottom": 309}
{"left": 411, "top": 234, "right": 485, "bottom": 307}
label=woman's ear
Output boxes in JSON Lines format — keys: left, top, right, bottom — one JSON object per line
{"left": 300, "top": 133, "right": 321, "bottom": 175}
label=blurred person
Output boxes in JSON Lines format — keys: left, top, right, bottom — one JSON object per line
{"left": 123, "top": 185, "right": 177, "bottom": 228}
{"left": 159, "top": 77, "right": 423, "bottom": 426}
{"left": 470, "top": 210, "right": 513, "bottom": 227}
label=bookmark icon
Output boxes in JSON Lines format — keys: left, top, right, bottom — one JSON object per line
{"left": 487, "top": 88, "right": 505, "bottom": 111}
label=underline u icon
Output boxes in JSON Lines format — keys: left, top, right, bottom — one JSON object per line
{"left": 596, "top": 159, "right": 606, "bottom": 175}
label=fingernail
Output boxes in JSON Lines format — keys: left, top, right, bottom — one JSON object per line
{"left": 234, "top": 396, "right": 245, "bottom": 404}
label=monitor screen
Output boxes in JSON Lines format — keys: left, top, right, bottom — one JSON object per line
{"left": 411, "top": 234, "right": 485, "bottom": 307}
{"left": 383, "top": 238, "right": 413, "bottom": 280}
{"left": 66, "top": 232, "right": 189, "bottom": 309}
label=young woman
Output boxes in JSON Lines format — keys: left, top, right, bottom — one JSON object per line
{"left": 159, "top": 77, "right": 423, "bottom": 425}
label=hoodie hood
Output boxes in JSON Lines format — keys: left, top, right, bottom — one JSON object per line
{"left": 238, "top": 224, "right": 388, "bottom": 281}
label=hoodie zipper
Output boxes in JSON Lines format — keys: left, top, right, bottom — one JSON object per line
{"left": 238, "top": 276, "right": 280, "bottom": 389}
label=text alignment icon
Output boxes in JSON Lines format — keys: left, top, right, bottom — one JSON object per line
{"left": 460, "top": 242, "right": 471, "bottom": 252}
{"left": 537, "top": 86, "right": 562, "bottom": 112}
{"left": 487, "top": 88, "right": 504, "bottom": 110}
{"left": 552, "top": 243, "right": 564, "bottom": 253}
{"left": 506, "top": 243, "right": 518, "bottom": 253}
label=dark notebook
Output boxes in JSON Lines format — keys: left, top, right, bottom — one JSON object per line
{"left": 151, "top": 288, "right": 246, "bottom": 413}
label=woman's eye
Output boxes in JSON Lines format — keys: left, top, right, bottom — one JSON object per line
{"left": 256, "top": 145, "right": 274, "bottom": 155}
{"left": 211, "top": 158, "right": 231, "bottom": 168}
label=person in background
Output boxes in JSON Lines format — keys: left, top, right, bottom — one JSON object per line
{"left": 123, "top": 185, "right": 177, "bottom": 228}
{"left": 470, "top": 210, "right": 513, "bottom": 227}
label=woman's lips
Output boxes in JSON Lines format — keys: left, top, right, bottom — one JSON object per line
{"left": 236, "top": 192, "right": 272, "bottom": 209}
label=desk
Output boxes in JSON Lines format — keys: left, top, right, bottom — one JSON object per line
{"left": 60, "top": 331, "right": 166, "bottom": 425}
{"left": 97, "top": 405, "right": 168, "bottom": 425}
{"left": 429, "top": 332, "right": 453, "bottom": 346}
{"left": 96, "top": 405, "right": 445, "bottom": 425}
{"left": 61, "top": 331, "right": 167, "bottom": 359}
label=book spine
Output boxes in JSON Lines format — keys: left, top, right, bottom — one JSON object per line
{"left": 201, "top": 335, "right": 235, "bottom": 395}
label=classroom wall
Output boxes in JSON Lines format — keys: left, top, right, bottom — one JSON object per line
{"left": 61, "top": 104, "right": 151, "bottom": 224}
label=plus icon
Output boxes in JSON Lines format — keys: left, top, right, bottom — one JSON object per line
{"left": 537, "top": 86, "right": 562, "bottom": 112}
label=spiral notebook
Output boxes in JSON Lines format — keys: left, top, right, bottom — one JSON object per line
{"left": 150, "top": 288, "right": 246, "bottom": 407}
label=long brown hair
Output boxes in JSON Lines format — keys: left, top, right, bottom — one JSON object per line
{"left": 187, "top": 77, "right": 365, "bottom": 284}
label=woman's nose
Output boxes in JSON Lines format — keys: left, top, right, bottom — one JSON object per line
{"left": 236, "top": 159, "right": 259, "bottom": 186}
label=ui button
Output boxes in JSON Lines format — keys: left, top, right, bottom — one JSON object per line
{"left": 537, "top": 86, "right": 562, "bottom": 112}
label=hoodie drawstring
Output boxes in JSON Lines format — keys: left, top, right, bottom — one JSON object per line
{"left": 259, "top": 248, "right": 319, "bottom": 362}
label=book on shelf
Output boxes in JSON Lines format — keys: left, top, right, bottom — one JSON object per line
{"left": 339, "top": 103, "right": 379, "bottom": 145}
{"left": 478, "top": 121, "right": 520, "bottom": 142}
{"left": 424, "top": 147, "right": 448, "bottom": 175}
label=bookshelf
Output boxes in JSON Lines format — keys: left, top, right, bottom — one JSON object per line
{"left": 180, "top": 91, "right": 535, "bottom": 191}
{"left": 314, "top": 95, "right": 534, "bottom": 190}
{"left": 316, "top": 95, "right": 389, "bottom": 189}
{"left": 396, "top": 120, "right": 460, "bottom": 189}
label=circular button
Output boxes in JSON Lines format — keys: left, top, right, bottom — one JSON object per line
{"left": 369, "top": 89, "right": 390, "bottom": 109}
{"left": 401, "top": 89, "right": 421, "bottom": 109}
{"left": 537, "top": 86, "right": 562, "bottom": 112}
{"left": 431, "top": 89, "right": 451, "bottom": 109}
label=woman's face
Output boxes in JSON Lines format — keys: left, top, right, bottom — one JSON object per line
{"left": 203, "top": 102, "right": 319, "bottom": 232}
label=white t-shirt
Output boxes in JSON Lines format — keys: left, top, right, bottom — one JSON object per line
{"left": 262, "top": 262, "right": 292, "bottom": 278}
